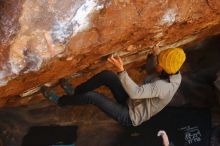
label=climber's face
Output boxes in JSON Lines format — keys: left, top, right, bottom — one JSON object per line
{"left": 155, "top": 56, "right": 163, "bottom": 73}
{"left": 156, "top": 64, "right": 163, "bottom": 73}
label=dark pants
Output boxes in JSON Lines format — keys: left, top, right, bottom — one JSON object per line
{"left": 58, "top": 70, "right": 132, "bottom": 126}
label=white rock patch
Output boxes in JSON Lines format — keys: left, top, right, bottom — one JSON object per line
{"left": 0, "top": 0, "right": 104, "bottom": 87}
{"left": 52, "top": 0, "right": 104, "bottom": 43}
{"left": 160, "top": 9, "right": 176, "bottom": 26}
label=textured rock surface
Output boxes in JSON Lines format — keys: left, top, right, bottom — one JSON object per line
{"left": 1, "top": 35, "right": 220, "bottom": 145}
{"left": 0, "top": 0, "right": 220, "bottom": 103}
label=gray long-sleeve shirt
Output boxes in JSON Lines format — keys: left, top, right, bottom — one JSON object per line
{"left": 118, "top": 71, "right": 182, "bottom": 126}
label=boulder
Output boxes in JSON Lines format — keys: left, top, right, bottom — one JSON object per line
{"left": 0, "top": 0, "right": 220, "bottom": 103}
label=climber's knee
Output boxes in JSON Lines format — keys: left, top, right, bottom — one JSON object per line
{"left": 99, "top": 70, "right": 117, "bottom": 79}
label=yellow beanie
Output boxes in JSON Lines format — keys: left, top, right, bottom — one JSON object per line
{"left": 158, "top": 48, "right": 186, "bottom": 74}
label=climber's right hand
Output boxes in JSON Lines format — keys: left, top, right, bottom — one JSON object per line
{"left": 107, "top": 55, "right": 125, "bottom": 72}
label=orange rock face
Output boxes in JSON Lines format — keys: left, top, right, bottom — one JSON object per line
{"left": 0, "top": 0, "right": 220, "bottom": 105}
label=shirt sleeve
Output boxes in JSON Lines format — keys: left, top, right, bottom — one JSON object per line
{"left": 118, "top": 71, "right": 171, "bottom": 99}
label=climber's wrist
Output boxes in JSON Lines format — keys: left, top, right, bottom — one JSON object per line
{"left": 117, "top": 69, "right": 125, "bottom": 74}
{"left": 117, "top": 67, "right": 125, "bottom": 73}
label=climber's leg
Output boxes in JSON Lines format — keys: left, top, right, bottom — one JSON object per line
{"left": 59, "top": 78, "right": 75, "bottom": 95}
{"left": 58, "top": 91, "right": 132, "bottom": 126}
{"left": 75, "top": 70, "right": 129, "bottom": 105}
{"left": 40, "top": 86, "right": 60, "bottom": 103}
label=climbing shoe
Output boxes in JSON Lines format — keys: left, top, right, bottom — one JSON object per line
{"left": 59, "top": 78, "right": 75, "bottom": 95}
{"left": 40, "top": 86, "right": 60, "bottom": 103}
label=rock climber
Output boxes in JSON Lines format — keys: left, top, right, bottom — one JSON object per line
{"left": 41, "top": 34, "right": 186, "bottom": 126}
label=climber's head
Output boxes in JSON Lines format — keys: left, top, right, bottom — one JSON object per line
{"left": 157, "top": 48, "right": 186, "bottom": 75}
